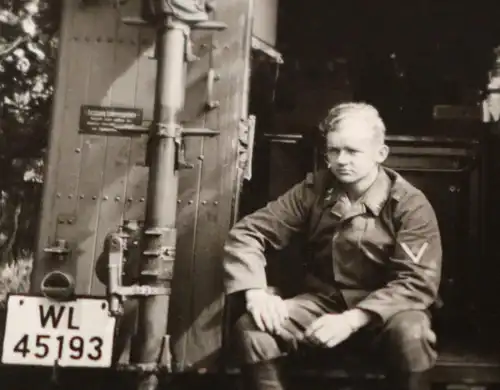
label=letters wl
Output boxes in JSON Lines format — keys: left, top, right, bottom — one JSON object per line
{"left": 39, "top": 305, "right": 80, "bottom": 330}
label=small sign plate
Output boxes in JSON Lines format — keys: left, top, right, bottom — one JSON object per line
{"left": 79, "top": 105, "right": 143, "bottom": 135}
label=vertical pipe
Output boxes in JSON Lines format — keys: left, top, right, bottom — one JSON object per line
{"left": 132, "top": 18, "right": 186, "bottom": 390}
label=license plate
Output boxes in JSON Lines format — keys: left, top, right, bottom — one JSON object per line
{"left": 1, "top": 295, "right": 116, "bottom": 368}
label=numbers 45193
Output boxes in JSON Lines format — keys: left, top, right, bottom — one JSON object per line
{"left": 13, "top": 334, "right": 104, "bottom": 361}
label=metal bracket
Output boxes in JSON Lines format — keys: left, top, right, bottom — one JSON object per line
{"left": 251, "top": 36, "right": 284, "bottom": 64}
{"left": 239, "top": 115, "right": 257, "bottom": 181}
{"left": 44, "top": 239, "right": 71, "bottom": 262}
{"left": 121, "top": 16, "right": 227, "bottom": 32}
{"left": 114, "top": 285, "right": 169, "bottom": 297}
{"left": 176, "top": 127, "right": 220, "bottom": 169}
{"left": 107, "top": 232, "right": 172, "bottom": 316}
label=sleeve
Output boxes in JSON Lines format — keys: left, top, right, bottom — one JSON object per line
{"left": 223, "top": 178, "right": 316, "bottom": 295}
{"left": 355, "top": 191, "right": 443, "bottom": 323}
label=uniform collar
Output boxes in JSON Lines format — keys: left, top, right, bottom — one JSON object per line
{"left": 323, "top": 167, "right": 392, "bottom": 216}
{"left": 361, "top": 168, "right": 392, "bottom": 216}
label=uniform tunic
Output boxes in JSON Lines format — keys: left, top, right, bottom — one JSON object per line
{"left": 223, "top": 167, "right": 442, "bottom": 324}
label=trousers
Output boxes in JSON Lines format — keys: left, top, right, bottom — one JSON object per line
{"left": 232, "top": 292, "right": 437, "bottom": 390}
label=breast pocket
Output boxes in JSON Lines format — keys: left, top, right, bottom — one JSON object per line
{"left": 332, "top": 216, "right": 389, "bottom": 289}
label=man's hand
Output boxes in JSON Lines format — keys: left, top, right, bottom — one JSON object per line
{"left": 303, "top": 309, "right": 372, "bottom": 348}
{"left": 245, "top": 289, "right": 289, "bottom": 335}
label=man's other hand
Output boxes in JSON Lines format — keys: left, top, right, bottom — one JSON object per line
{"left": 303, "top": 313, "right": 355, "bottom": 348}
{"left": 245, "top": 289, "right": 289, "bottom": 335}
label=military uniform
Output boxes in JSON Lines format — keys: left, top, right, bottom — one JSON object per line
{"left": 223, "top": 167, "right": 442, "bottom": 389}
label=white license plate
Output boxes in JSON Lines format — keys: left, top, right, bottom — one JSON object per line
{"left": 1, "top": 295, "right": 116, "bottom": 368}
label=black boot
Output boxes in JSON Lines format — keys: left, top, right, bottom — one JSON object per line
{"left": 240, "top": 360, "right": 286, "bottom": 390}
{"left": 386, "top": 370, "right": 431, "bottom": 390}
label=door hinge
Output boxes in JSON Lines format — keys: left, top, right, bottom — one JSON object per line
{"left": 239, "top": 115, "right": 257, "bottom": 181}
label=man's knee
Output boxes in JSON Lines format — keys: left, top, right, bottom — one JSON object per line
{"left": 382, "top": 310, "right": 437, "bottom": 373}
{"left": 232, "top": 313, "right": 284, "bottom": 364}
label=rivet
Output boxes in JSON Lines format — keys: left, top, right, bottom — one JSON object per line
{"left": 75, "top": 148, "right": 81, "bottom": 153}
{"left": 96, "top": 36, "right": 102, "bottom": 42}
{"left": 214, "top": 201, "right": 219, "bottom": 205}
{"left": 140, "top": 197, "right": 145, "bottom": 202}
{"left": 103, "top": 195, "right": 109, "bottom": 201}
{"left": 79, "top": 194, "right": 84, "bottom": 199}
{"left": 201, "top": 200, "right": 207, "bottom": 205}
{"left": 188, "top": 200, "right": 194, "bottom": 205}
{"left": 177, "top": 199, "right": 182, "bottom": 204}
{"left": 115, "top": 196, "right": 121, "bottom": 201}
{"left": 92, "top": 195, "right": 97, "bottom": 200}
{"left": 127, "top": 197, "right": 133, "bottom": 202}
{"left": 68, "top": 194, "right": 73, "bottom": 199}
{"left": 67, "top": 219, "right": 74, "bottom": 225}
{"left": 198, "top": 155, "right": 204, "bottom": 160}
{"left": 56, "top": 193, "right": 61, "bottom": 198}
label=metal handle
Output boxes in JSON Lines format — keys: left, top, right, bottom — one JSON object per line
{"left": 40, "top": 271, "right": 75, "bottom": 301}
{"left": 206, "top": 68, "right": 220, "bottom": 110}
{"left": 108, "top": 233, "right": 126, "bottom": 316}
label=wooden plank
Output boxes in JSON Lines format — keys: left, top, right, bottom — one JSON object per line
{"left": 170, "top": 0, "right": 253, "bottom": 372}
{"left": 71, "top": 5, "right": 118, "bottom": 295}
{"left": 122, "top": 27, "right": 156, "bottom": 223}
{"left": 33, "top": 1, "right": 73, "bottom": 290}
{"left": 167, "top": 30, "right": 211, "bottom": 372}
{"left": 89, "top": 5, "right": 142, "bottom": 296}
{"left": 32, "top": 3, "right": 95, "bottom": 291}
{"left": 111, "top": 23, "right": 156, "bottom": 367}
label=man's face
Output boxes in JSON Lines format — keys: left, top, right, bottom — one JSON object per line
{"left": 325, "top": 119, "right": 388, "bottom": 184}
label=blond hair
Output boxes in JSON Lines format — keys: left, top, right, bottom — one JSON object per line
{"left": 318, "top": 102, "right": 386, "bottom": 144}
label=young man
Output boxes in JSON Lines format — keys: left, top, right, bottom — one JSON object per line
{"left": 223, "top": 102, "right": 442, "bottom": 390}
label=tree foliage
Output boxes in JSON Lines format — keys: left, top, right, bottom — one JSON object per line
{"left": 0, "top": 0, "right": 60, "bottom": 262}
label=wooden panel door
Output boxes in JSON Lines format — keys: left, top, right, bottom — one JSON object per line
{"left": 34, "top": 1, "right": 153, "bottom": 296}
{"left": 169, "top": 0, "right": 254, "bottom": 373}
{"left": 35, "top": 0, "right": 254, "bottom": 374}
